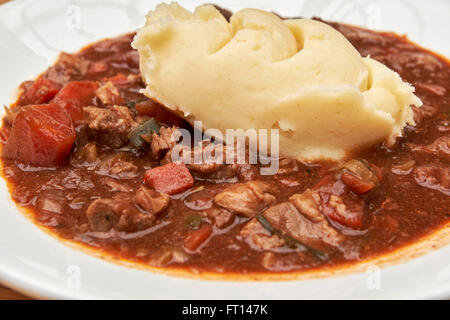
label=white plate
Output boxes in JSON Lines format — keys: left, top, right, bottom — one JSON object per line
{"left": 0, "top": 0, "right": 449, "bottom": 299}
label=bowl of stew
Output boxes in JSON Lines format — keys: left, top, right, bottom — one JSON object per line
{"left": 0, "top": 0, "right": 448, "bottom": 299}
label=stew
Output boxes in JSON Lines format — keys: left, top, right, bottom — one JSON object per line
{"left": 0, "top": 14, "right": 449, "bottom": 274}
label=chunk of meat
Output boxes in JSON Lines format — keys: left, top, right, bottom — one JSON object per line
{"left": 102, "top": 177, "right": 133, "bottom": 192}
{"left": 168, "top": 140, "right": 257, "bottom": 182}
{"left": 144, "top": 162, "right": 194, "bottom": 195}
{"left": 95, "top": 81, "right": 123, "bottom": 105}
{"left": 150, "top": 126, "right": 180, "bottom": 157}
{"left": 43, "top": 52, "right": 91, "bottom": 83}
{"left": 53, "top": 81, "right": 99, "bottom": 124}
{"left": 2, "top": 103, "right": 75, "bottom": 166}
{"left": 70, "top": 142, "right": 98, "bottom": 167}
{"left": 240, "top": 218, "right": 285, "bottom": 251}
{"left": 86, "top": 198, "right": 154, "bottom": 232}
{"left": 189, "top": 162, "right": 223, "bottom": 175}
{"left": 189, "top": 163, "right": 239, "bottom": 181}
{"left": 214, "top": 181, "right": 276, "bottom": 217}
{"left": 84, "top": 105, "right": 138, "bottom": 134}
{"left": 86, "top": 199, "right": 120, "bottom": 231}
{"left": 84, "top": 105, "right": 138, "bottom": 148}
{"left": 97, "top": 153, "right": 139, "bottom": 179}
{"left": 169, "top": 141, "right": 233, "bottom": 180}
{"left": 289, "top": 190, "right": 323, "bottom": 223}
{"left": 263, "top": 200, "right": 343, "bottom": 248}
{"left": 133, "top": 187, "right": 170, "bottom": 215}
{"left": 108, "top": 161, "right": 139, "bottom": 178}
{"left": 204, "top": 207, "right": 234, "bottom": 229}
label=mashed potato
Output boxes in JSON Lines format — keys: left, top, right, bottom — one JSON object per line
{"left": 132, "top": 3, "right": 422, "bottom": 160}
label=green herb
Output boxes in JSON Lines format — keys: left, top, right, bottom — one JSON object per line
{"left": 128, "top": 118, "right": 161, "bottom": 149}
{"left": 185, "top": 213, "right": 203, "bottom": 230}
{"left": 256, "top": 213, "right": 327, "bottom": 261}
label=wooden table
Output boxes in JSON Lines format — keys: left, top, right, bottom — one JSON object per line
{"left": 0, "top": 284, "right": 31, "bottom": 300}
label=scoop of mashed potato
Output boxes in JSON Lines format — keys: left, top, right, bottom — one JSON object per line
{"left": 132, "top": 3, "right": 422, "bottom": 160}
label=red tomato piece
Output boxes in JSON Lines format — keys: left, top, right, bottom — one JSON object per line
{"left": 184, "top": 225, "right": 213, "bottom": 251}
{"left": 53, "top": 81, "right": 99, "bottom": 124}
{"left": 25, "top": 77, "right": 62, "bottom": 104}
{"left": 340, "top": 171, "right": 374, "bottom": 195}
{"left": 144, "top": 162, "right": 194, "bottom": 195}
{"left": 2, "top": 103, "right": 75, "bottom": 166}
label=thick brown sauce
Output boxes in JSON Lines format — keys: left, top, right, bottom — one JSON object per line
{"left": 1, "top": 21, "right": 449, "bottom": 275}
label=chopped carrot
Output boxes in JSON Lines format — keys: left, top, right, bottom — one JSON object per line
{"left": 184, "top": 225, "right": 213, "bottom": 251}
{"left": 53, "top": 81, "right": 99, "bottom": 124}
{"left": 2, "top": 103, "right": 75, "bottom": 166}
{"left": 25, "top": 77, "right": 62, "bottom": 104}
{"left": 144, "top": 162, "right": 194, "bottom": 195}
